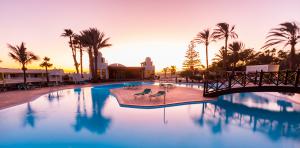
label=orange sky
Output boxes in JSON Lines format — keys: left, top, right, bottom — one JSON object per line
{"left": 0, "top": 0, "right": 299, "bottom": 72}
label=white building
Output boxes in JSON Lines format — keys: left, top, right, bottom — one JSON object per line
{"left": 96, "top": 52, "right": 109, "bottom": 79}
{"left": 246, "top": 64, "right": 279, "bottom": 73}
{"left": 141, "top": 57, "right": 155, "bottom": 79}
{"left": 92, "top": 53, "right": 155, "bottom": 80}
{"left": 0, "top": 68, "right": 64, "bottom": 85}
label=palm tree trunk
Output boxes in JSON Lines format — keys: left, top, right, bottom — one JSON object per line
{"left": 80, "top": 45, "right": 83, "bottom": 78}
{"left": 22, "top": 65, "right": 27, "bottom": 85}
{"left": 232, "top": 62, "right": 236, "bottom": 74}
{"left": 224, "top": 37, "right": 228, "bottom": 71}
{"left": 88, "top": 48, "right": 94, "bottom": 80}
{"left": 69, "top": 36, "right": 79, "bottom": 74}
{"left": 72, "top": 49, "right": 79, "bottom": 74}
{"left": 205, "top": 44, "right": 209, "bottom": 70}
{"left": 290, "top": 45, "right": 296, "bottom": 70}
{"left": 205, "top": 44, "right": 209, "bottom": 81}
{"left": 46, "top": 67, "right": 49, "bottom": 84}
{"left": 93, "top": 48, "right": 98, "bottom": 82}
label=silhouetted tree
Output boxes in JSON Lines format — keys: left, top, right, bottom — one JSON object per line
{"left": 170, "top": 66, "right": 176, "bottom": 77}
{"left": 213, "top": 23, "right": 238, "bottom": 70}
{"left": 73, "top": 34, "right": 85, "bottom": 78}
{"left": 40, "top": 57, "right": 53, "bottom": 84}
{"left": 183, "top": 42, "right": 203, "bottom": 71}
{"left": 194, "top": 29, "right": 215, "bottom": 70}
{"left": 179, "top": 70, "right": 193, "bottom": 82}
{"left": 238, "top": 48, "right": 258, "bottom": 66}
{"left": 8, "top": 42, "right": 39, "bottom": 85}
{"left": 212, "top": 47, "right": 258, "bottom": 71}
{"left": 79, "top": 30, "right": 95, "bottom": 79}
{"left": 254, "top": 48, "right": 279, "bottom": 65}
{"left": 213, "top": 46, "right": 226, "bottom": 64}
{"left": 162, "top": 67, "right": 169, "bottom": 78}
{"left": 262, "top": 22, "right": 300, "bottom": 70}
{"left": 61, "top": 29, "right": 80, "bottom": 74}
{"left": 228, "top": 42, "right": 245, "bottom": 73}
{"left": 79, "top": 28, "right": 112, "bottom": 82}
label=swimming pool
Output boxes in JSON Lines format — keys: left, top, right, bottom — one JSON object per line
{"left": 0, "top": 82, "right": 299, "bottom": 148}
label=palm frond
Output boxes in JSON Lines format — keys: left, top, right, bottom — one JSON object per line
{"left": 61, "top": 29, "right": 74, "bottom": 37}
{"left": 8, "top": 42, "right": 39, "bottom": 66}
{"left": 212, "top": 22, "right": 238, "bottom": 40}
{"left": 263, "top": 21, "right": 300, "bottom": 51}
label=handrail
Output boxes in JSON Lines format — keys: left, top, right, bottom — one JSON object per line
{"left": 203, "top": 70, "right": 300, "bottom": 97}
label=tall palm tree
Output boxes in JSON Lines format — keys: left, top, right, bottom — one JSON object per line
{"left": 228, "top": 41, "right": 245, "bottom": 73}
{"left": 262, "top": 22, "right": 300, "bottom": 70}
{"left": 162, "top": 67, "right": 169, "bottom": 78}
{"left": 61, "top": 29, "right": 79, "bottom": 74}
{"left": 194, "top": 29, "right": 215, "bottom": 70}
{"left": 212, "top": 22, "right": 238, "bottom": 70}
{"left": 90, "top": 28, "right": 112, "bottom": 81}
{"left": 79, "top": 30, "right": 95, "bottom": 79}
{"left": 170, "top": 66, "right": 176, "bottom": 77}
{"left": 40, "top": 57, "right": 53, "bottom": 84}
{"left": 8, "top": 42, "right": 39, "bottom": 85}
{"left": 80, "top": 28, "right": 112, "bottom": 82}
{"left": 73, "top": 34, "right": 84, "bottom": 78}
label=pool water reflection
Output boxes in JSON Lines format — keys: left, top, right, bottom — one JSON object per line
{"left": 0, "top": 83, "right": 299, "bottom": 148}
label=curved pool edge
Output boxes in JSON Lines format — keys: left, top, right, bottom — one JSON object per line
{"left": 118, "top": 99, "right": 216, "bottom": 109}
{"left": 0, "top": 81, "right": 150, "bottom": 111}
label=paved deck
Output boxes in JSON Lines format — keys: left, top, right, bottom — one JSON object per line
{"left": 110, "top": 85, "right": 216, "bottom": 107}
{"left": 0, "top": 84, "right": 94, "bottom": 110}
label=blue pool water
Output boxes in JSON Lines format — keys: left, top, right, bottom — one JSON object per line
{"left": 0, "top": 82, "right": 299, "bottom": 148}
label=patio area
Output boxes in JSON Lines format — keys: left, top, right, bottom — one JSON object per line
{"left": 110, "top": 85, "right": 216, "bottom": 107}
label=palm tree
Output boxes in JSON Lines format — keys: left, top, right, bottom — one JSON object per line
{"left": 40, "top": 57, "right": 53, "bottom": 84}
{"left": 8, "top": 42, "right": 39, "bottom": 85}
{"left": 90, "top": 28, "right": 111, "bottom": 81}
{"left": 61, "top": 29, "right": 79, "bottom": 74}
{"left": 170, "top": 66, "right": 176, "bottom": 77}
{"left": 162, "top": 67, "right": 169, "bottom": 78}
{"left": 194, "top": 29, "right": 215, "bottom": 70}
{"left": 213, "top": 46, "right": 226, "bottom": 63}
{"left": 262, "top": 22, "right": 300, "bottom": 70}
{"left": 79, "top": 30, "right": 95, "bottom": 79}
{"left": 212, "top": 22, "right": 238, "bottom": 70}
{"left": 238, "top": 48, "right": 257, "bottom": 65}
{"left": 228, "top": 41, "right": 245, "bottom": 73}
{"left": 80, "top": 28, "right": 112, "bottom": 82}
{"left": 74, "top": 34, "right": 85, "bottom": 78}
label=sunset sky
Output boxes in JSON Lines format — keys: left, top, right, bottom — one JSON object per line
{"left": 0, "top": 0, "right": 299, "bottom": 72}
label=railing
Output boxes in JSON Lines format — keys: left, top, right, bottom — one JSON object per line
{"left": 203, "top": 70, "right": 300, "bottom": 97}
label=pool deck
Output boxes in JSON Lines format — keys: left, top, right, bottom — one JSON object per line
{"left": 0, "top": 84, "right": 95, "bottom": 110}
{"left": 110, "top": 85, "right": 216, "bottom": 107}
